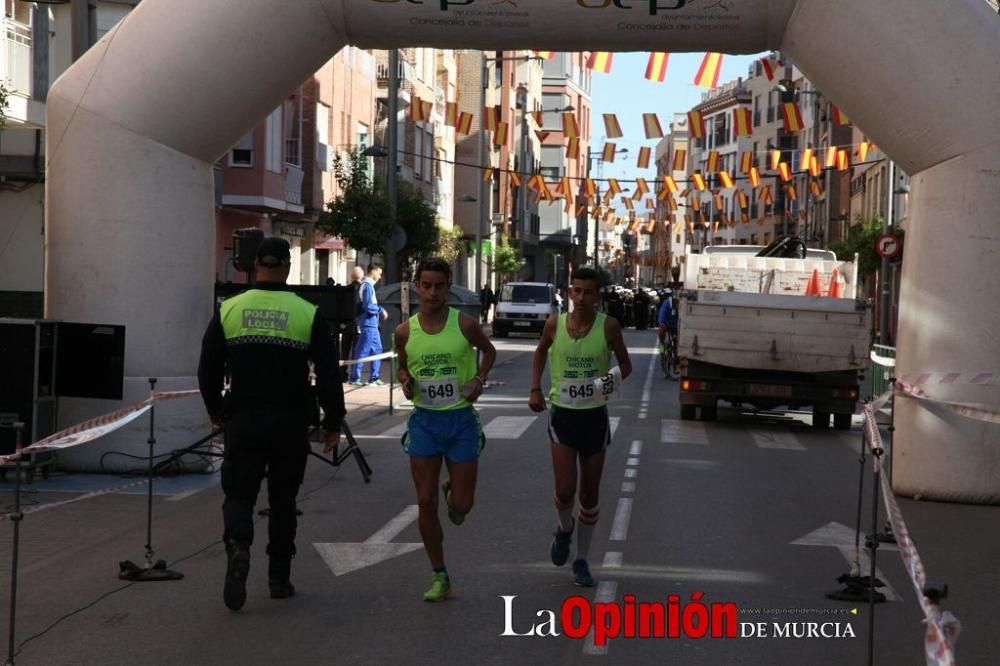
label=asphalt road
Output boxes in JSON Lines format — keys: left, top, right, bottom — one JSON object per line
{"left": 0, "top": 328, "right": 996, "bottom": 665}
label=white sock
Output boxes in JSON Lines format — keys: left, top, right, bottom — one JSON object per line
{"left": 554, "top": 494, "right": 575, "bottom": 533}
{"left": 576, "top": 505, "right": 600, "bottom": 562}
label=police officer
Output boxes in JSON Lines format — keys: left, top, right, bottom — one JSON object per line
{"left": 198, "top": 237, "right": 345, "bottom": 612}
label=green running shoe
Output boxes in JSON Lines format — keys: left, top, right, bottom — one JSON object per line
{"left": 441, "top": 479, "right": 465, "bottom": 526}
{"left": 422, "top": 571, "right": 451, "bottom": 602}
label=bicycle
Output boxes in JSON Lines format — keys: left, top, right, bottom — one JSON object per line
{"left": 659, "top": 331, "right": 679, "bottom": 381}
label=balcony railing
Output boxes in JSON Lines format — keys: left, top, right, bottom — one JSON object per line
{"left": 2, "top": 18, "right": 32, "bottom": 96}
{"left": 285, "top": 165, "right": 304, "bottom": 206}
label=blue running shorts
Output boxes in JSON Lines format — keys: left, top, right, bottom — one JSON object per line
{"left": 402, "top": 406, "right": 485, "bottom": 463}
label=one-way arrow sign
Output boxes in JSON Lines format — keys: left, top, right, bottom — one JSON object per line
{"left": 314, "top": 505, "right": 423, "bottom": 576}
{"left": 791, "top": 522, "right": 900, "bottom": 601}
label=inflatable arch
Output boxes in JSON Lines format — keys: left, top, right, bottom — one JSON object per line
{"left": 44, "top": 0, "right": 1000, "bottom": 500}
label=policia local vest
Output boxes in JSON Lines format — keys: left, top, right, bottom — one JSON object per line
{"left": 405, "top": 308, "right": 476, "bottom": 411}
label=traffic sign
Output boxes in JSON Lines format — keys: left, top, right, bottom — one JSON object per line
{"left": 876, "top": 233, "right": 901, "bottom": 259}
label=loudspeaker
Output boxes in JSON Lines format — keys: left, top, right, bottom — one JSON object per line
{"left": 0, "top": 320, "right": 57, "bottom": 454}
{"left": 232, "top": 228, "right": 265, "bottom": 273}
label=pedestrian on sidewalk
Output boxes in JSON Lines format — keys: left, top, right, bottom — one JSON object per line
{"left": 394, "top": 257, "right": 496, "bottom": 601}
{"left": 350, "top": 263, "right": 388, "bottom": 386}
{"left": 198, "top": 237, "right": 345, "bottom": 611}
{"left": 339, "top": 265, "right": 365, "bottom": 382}
{"left": 479, "top": 283, "right": 494, "bottom": 323}
{"left": 528, "top": 266, "right": 632, "bottom": 587}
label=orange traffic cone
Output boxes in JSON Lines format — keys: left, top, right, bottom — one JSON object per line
{"left": 804, "top": 268, "right": 822, "bottom": 296}
{"left": 827, "top": 268, "right": 844, "bottom": 298}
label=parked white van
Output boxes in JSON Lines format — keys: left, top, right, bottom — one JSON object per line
{"left": 492, "top": 282, "right": 559, "bottom": 338}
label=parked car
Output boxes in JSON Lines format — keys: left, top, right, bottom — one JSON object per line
{"left": 492, "top": 282, "right": 559, "bottom": 338}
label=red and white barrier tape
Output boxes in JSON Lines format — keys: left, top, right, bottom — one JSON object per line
{"left": 896, "top": 381, "right": 1000, "bottom": 425}
{"left": 0, "top": 478, "right": 150, "bottom": 522}
{"left": 897, "top": 371, "right": 997, "bottom": 387}
{"left": 862, "top": 404, "right": 960, "bottom": 665}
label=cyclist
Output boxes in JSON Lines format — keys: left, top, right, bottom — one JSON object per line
{"left": 656, "top": 289, "right": 679, "bottom": 350}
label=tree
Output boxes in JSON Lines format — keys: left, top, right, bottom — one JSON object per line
{"left": 435, "top": 225, "right": 464, "bottom": 265}
{"left": 828, "top": 215, "right": 903, "bottom": 281}
{"left": 317, "top": 152, "right": 392, "bottom": 258}
{"left": 493, "top": 237, "right": 524, "bottom": 286}
{"left": 0, "top": 82, "right": 9, "bottom": 132}
{"left": 395, "top": 182, "right": 440, "bottom": 280}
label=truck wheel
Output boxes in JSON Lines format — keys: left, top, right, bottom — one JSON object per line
{"left": 833, "top": 413, "right": 852, "bottom": 430}
{"left": 812, "top": 408, "right": 830, "bottom": 429}
{"left": 680, "top": 404, "right": 697, "bottom": 420}
{"left": 700, "top": 404, "right": 717, "bottom": 421}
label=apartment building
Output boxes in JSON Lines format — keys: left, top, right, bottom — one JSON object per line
{"left": 652, "top": 113, "right": 689, "bottom": 285}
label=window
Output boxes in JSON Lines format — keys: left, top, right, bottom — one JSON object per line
{"left": 230, "top": 132, "right": 254, "bottom": 167}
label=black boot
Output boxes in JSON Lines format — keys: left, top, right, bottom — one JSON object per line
{"left": 224, "top": 540, "right": 251, "bottom": 611}
{"left": 269, "top": 558, "right": 295, "bottom": 599}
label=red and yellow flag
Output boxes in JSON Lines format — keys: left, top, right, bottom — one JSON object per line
{"left": 623, "top": 198, "right": 634, "bottom": 211}
{"left": 493, "top": 121, "right": 509, "bottom": 147}
{"left": 642, "top": 113, "right": 664, "bottom": 139}
{"left": 409, "top": 97, "right": 432, "bottom": 122}
{"left": 586, "top": 51, "right": 614, "bottom": 74}
{"left": 566, "top": 137, "right": 580, "bottom": 160}
{"left": 531, "top": 111, "right": 544, "bottom": 127}
{"left": 858, "top": 141, "right": 870, "bottom": 162}
{"left": 645, "top": 199, "right": 656, "bottom": 211}
{"left": 607, "top": 179, "right": 622, "bottom": 195}
{"left": 784, "top": 184, "right": 798, "bottom": 201}
{"left": 713, "top": 193, "right": 724, "bottom": 210}
{"left": 690, "top": 196, "right": 701, "bottom": 211}
{"left": 778, "top": 162, "right": 792, "bottom": 182}
{"left": 445, "top": 102, "right": 459, "bottom": 127}
{"left": 562, "top": 112, "right": 579, "bottom": 139}
{"left": 718, "top": 171, "right": 734, "bottom": 189}
{"left": 760, "top": 56, "right": 777, "bottom": 81}
{"left": 800, "top": 149, "right": 813, "bottom": 173}
{"left": 808, "top": 155, "right": 821, "bottom": 178}
{"left": 483, "top": 168, "right": 494, "bottom": 183}
{"left": 809, "top": 179, "right": 823, "bottom": 197}
{"left": 584, "top": 178, "right": 598, "bottom": 199}
{"left": 484, "top": 106, "right": 500, "bottom": 132}
{"left": 692, "top": 173, "right": 707, "bottom": 191}
{"left": 739, "top": 151, "right": 753, "bottom": 174}
{"left": 770, "top": 149, "right": 782, "bottom": 171}
{"left": 837, "top": 149, "right": 849, "bottom": 171}
{"left": 633, "top": 177, "right": 650, "bottom": 198}
{"left": 535, "top": 130, "right": 550, "bottom": 143}
{"left": 831, "top": 104, "right": 850, "bottom": 126}
{"left": 601, "top": 143, "right": 618, "bottom": 162}
{"left": 668, "top": 198, "right": 679, "bottom": 212}
{"left": 456, "top": 112, "right": 473, "bottom": 135}
{"left": 509, "top": 172, "right": 523, "bottom": 188}
{"left": 603, "top": 113, "right": 623, "bottom": 139}
{"left": 694, "top": 52, "right": 723, "bottom": 89}
{"left": 637, "top": 147, "right": 651, "bottom": 169}
{"left": 706, "top": 151, "right": 720, "bottom": 174}
{"left": 825, "top": 146, "right": 838, "bottom": 168}
{"left": 644, "top": 52, "right": 670, "bottom": 82}
{"left": 646, "top": 218, "right": 656, "bottom": 233}
{"left": 687, "top": 111, "right": 705, "bottom": 139}
{"left": 662, "top": 176, "right": 678, "bottom": 194}
{"left": 737, "top": 190, "right": 749, "bottom": 210}
{"left": 741, "top": 212, "right": 750, "bottom": 224}
{"left": 759, "top": 186, "right": 773, "bottom": 205}
{"left": 733, "top": 108, "right": 752, "bottom": 137}
{"left": 672, "top": 149, "right": 687, "bottom": 172}
{"left": 749, "top": 167, "right": 760, "bottom": 188}
{"left": 531, "top": 51, "right": 555, "bottom": 60}
{"left": 781, "top": 102, "right": 804, "bottom": 132}
{"left": 557, "top": 177, "right": 573, "bottom": 198}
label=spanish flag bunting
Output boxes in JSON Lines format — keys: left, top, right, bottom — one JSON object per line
{"left": 741, "top": 212, "right": 751, "bottom": 224}
{"left": 739, "top": 151, "right": 753, "bottom": 174}
{"left": 685, "top": 215, "right": 694, "bottom": 227}
{"left": 690, "top": 196, "right": 701, "bottom": 211}
{"left": 749, "top": 167, "right": 760, "bottom": 188}
{"left": 672, "top": 149, "right": 687, "bottom": 172}
{"left": 409, "top": 97, "right": 432, "bottom": 122}
{"left": 626, "top": 216, "right": 640, "bottom": 232}
{"left": 733, "top": 108, "right": 752, "bottom": 137}
{"left": 737, "top": 191, "right": 749, "bottom": 209}
{"left": 483, "top": 168, "right": 494, "bottom": 183}
{"left": 770, "top": 149, "right": 782, "bottom": 171}
{"left": 825, "top": 146, "right": 838, "bottom": 168}
{"left": 531, "top": 111, "right": 545, "bottom": 127}
{"left": 607, "top": 179, "right": 622, "bottom": 195}
{"left": 486, "top": 106, "right": 504, "bottom": 132}
{"left": 584, "top": 178, "right": 598, "bottom": 199}
{"left": 760, "top": 56, "right": 777, "bottom": 81}
{"left": 706, "top": 151, "right": 720, "bottom": 174}
{"left": 509, "top": 172, "right": 523, "bottom": 188}
{"left": 662, "top": 176, "right": 678, "bottom": 194}
{"left": 562, "top": 113, "right": 579, "bottom": 139}
{"left": 575, "top": 205, "right": 587, "bottom": 218}
{"left": 858, "top": 141, "right": 870, "bottom": 161}
{"left": 566, "top": 138, "right": 580, "bottom": 160}
{"left": 558, "top": 177, "right": 573, "bottom": 198}
{"left": 673, "top": 222, "right": 682, "bottom": 234}
{"left": 785, "top": 184, "right": 798, "bottom": 201}
{"left": 837, "top": 149, "right": 849, "bottom": 171}
{"left": 713, "top": 221, "right": 720, "bottom": 233}
{"left": 679, "top": 188, "right": 690, "bottom": 198}
{"left": 759, "top": 186, "right": 773, "bottom": 205}
{"left": 831, "top": 104, "right": 850, "bottom": 126}
{"left": 645, "top": 198, "right": 655, "bottom": 210}
{"left": 637, "top": 147, "right": 651, "bottom": 169}
{"left": 668, "top": 198, "right": 678, "bottom": 211}
{"left": 603, "top": 113, "right": 623, "bottom": 139}
{"left": 643, "top": 113, "right": 664, "bottom": 139}
{"left": 445, "top": 102, "right": 459, "bottom": 127}
{"left": 692, "top": 173, "right": 706, "bottom": 191}
{"left": 809, "top": 179, "right": 823, "bottom": 197}
{"left": 456, "top": 112, "right": 474, "bottom": 135}
{"left": 718, "top": 171, "right": 734, "bottom": 189}
{"left": 646, "top": 219, "right": 656, "bottom": 233}
{"left": 800, "top": 149, "right": 813, "bottom": 173}
{"left": 564, "top": 198, "right": 574, "bottom": 213}
{"left": 719, "top": 213, "right": 729, "bottom": 227}
{"left": 531, "top": 51, "right": 555, "bottom": 60}
{"left": 634, "top": 177, "right": 650, "bottom": 197}
{"left": 623, "top": 198, "right": 634, "bottom": 211}
{"left": 601, "top": 143, "right": 618, "bottom": 162}
{"left": 493, "top": 121, "right": 509, "bottom": 147}
{"left": 644, "top": 52, "right": 670, "bottom": 83}
{"left": 687, "top": 111, "right": 705, "bottom": 139}
{"left": 694, "top": 52, "right": 723, "bottom": 89}
{"left": 713, "top": 194, "right": 724, "bottom": 209}
{"left": 778, "top": 162, "right": 792, "bottom": 182}
{"left": 781, "top": 102, "right": 804, "bottom": 132}
{"left": 586, "top": 51, "right": 614, "bottom": 74}
{"left": 526, "top": 174, "right": 545, "bottom": 191}
{"left": 809, "top": 155, "right": 821, "bottom": 178}
{"left": 535, "top": 130, "right": 550, "bottom": 143}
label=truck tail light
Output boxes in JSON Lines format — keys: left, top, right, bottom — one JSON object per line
{"left": 832, "top": 388, "right": 859, "bottom": 400}
{"left": 681, "top": 379, "right": 712, "bottom": 392}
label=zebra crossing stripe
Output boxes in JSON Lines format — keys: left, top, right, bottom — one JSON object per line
{"left": 660, "top": 419, "right": 709, "bottom": 445}
{"left": 482, "top": 416, "right": 536, "bottom": 439}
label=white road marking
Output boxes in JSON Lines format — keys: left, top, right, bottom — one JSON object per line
{"left": 621, "top": 481, "right": 636, "bottom": 493}
{"left": 582, "top": 581, "right": 618, "bottom": 656}
{"left": 609, "top": 498, "right": 633, "bottom": 541}
{"left": 609, "top": 416, "right": 621, "bottom": 438}
{"left": 603, "top": 552, "right": 623, "bottom": 568}
{"left": 660, "top": 419, "right": 709, "bottom": 445}
{"left": 629, "top": 440, "right": 643, "bottom": 456}
{"left": 482, "top": 416, "right": 536, "bottom": 439}
{"left": 790, "top": 522, "right": 900, "bottom": 601}
{"left": 624, "top": 468, "right": 637, "bottom": 479}
{"left": 626, "top": 457, "right": 640, "bottom": 466}
{"left": 751, "top": 429, "right": 807, "bottom": 450}
{"left": 314, "top": 505, "right": 423, "bottom": 576}
{"left": 374, "top": 422, "right": 408, "bottom": 438}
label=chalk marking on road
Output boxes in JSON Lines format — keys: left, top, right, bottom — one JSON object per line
{"left": 629, "top": 440, "right": 643, "bottom": 456}
{"left": 660, "top": 419, "right": 709, "bottom": 445}
{"left": 314, "top": 505, "right": 422, "bottom": 576}
{"left": 609, "top": 498, "right": 633, "bottom": 541}
{"left": 482, "top": 416, "right": 536, "bottom": 440}
{"left": 751, "top": 429, "right": 807, "bottom": 451}
{"left": 621, "top": 481, "right": 636, "bottom": 493}
{"left": 582, "top": 581, "right": 619, "bottom": 656}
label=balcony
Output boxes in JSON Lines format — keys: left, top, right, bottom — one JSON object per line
{"left": 2, "top": 17, "right": 31, "bottom": 96}
{"left": 375, "top": 53, "right": 414, "bottom": 87}
{"left": 285, "top": 164, "right": 304, "bottom": 208}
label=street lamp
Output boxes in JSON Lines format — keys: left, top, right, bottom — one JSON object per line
{"left": 585, "top": 146, "right": 628, "bottom": 268}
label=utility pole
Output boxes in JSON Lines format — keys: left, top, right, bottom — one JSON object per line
{"left": 880, "top": 160, "right": 894, "bottom": 344}
{"left": 475, "top": 52, "right": 489, "bottom": 293}
{"left": 385, "top": 49, "right": 400, "bottom": 285}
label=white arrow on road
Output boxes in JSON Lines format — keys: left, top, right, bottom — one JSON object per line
{"left": 314, "top": 505, "right": 423, "bottom": 576}
{"left": 791, "top": 522, "right": 900, "bottom": 601}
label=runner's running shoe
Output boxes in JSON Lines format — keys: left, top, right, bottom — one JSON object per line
{"left": 572, "top": 559, "right": 595, "bottom": 587}
{"left": 423, "top": 571, "right": 451, "bottom": 602}
{"left": 550, "top": 518, "right": 574, "bottom": 566}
